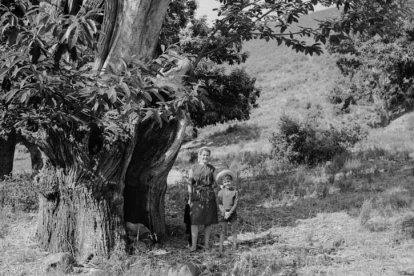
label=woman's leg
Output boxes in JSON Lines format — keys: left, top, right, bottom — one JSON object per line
{"left": 219, "top": 222, "right": 227, "bottom": 254}
{"left": 204, "top": 224, "right": 213, "bottom": 249}
{"left": 190, "top": 225, "right": 198, "bottom": 251}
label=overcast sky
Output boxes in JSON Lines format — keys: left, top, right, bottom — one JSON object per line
{"left": 195, "top": 1, "right": 333, "bottom": 24}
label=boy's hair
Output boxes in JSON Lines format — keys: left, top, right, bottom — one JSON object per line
{"left": 223, "top": 175, "right": 233, "bottom": 181}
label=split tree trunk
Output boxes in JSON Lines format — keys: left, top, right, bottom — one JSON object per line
{"left": 24, "top": 142, "right": 43, "bottom": 175}
{"left": 34, "top": 128, "right": 137, "bottom": 260}
{"left": 34, "top": 114, "right": 187, "bottom": 259}
{"left": 0, "top": 131, "right": 16, "bottom": 179}
{"left": 124, "top": 113, "right": 188, "bottom": 239}
{"left": 34, "top": 0, "right": 191, "bottom": 260}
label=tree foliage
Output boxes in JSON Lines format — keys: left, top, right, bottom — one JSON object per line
{"left": 158, "top": 0, "right": 259, "bottom": 129}
{"left": 270, "top": 114, "right": 365, "bottom": 166}
{"left": 1, "top": 0, "right": 398, "bottom": 145}
{"left": 158, "top": 0, "right": 197, "bottom": 52}
{"left": 190, "top": 65, "right": 260, "bottom": 127}
{"left": 0, "top": 2, "right": 199, "bottom": 165}
{"left": 327, "top": 0, "right": 414, "bottom": 123}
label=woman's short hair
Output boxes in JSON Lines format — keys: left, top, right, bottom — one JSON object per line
{"left": 198, "top": 146, "right": 211, "bottom": 156}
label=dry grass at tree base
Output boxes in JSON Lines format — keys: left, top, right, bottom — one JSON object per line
{"left": 0, "top": 212, "right": 49, "bottom": 276}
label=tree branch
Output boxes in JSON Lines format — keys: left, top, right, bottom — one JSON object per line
{"left": 193, "top": 0, "right": 261, "bottom": 67}
{"left": 154, "top": 110, "right": 188, "bottom": 169}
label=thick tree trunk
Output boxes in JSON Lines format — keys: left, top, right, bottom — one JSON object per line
{"left": 34, "top": 113, "right": 187, "bottom": 258}
{"left": 97, "top": 0, "right": 171, "bottom": 71}
{"left": 33, "top": 0, "right": 187, "bottom": 259}
{"left": 32, "top": 125, "right": 137, "bottom": 260}
{"left": 36, "top": 167, "right": 126, "bottom": 261}
{"left": 25, "top": 143, "right": 43, "bottom": 174}
{"left": 124, "top": 113, "right": 188, "bottom": 239}
{"left": 0, "top": 131, "right": 16, "bottom": 179}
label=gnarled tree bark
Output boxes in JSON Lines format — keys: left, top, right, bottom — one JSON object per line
{"left": 33, "top": 0, "right": 193, "bottom": 260}
{"left": 124, "top": 112, "right": 188, "bottom": 239}
{"left": 33, "top": 125, "right": 137, "bottom": 260}
{"left": 96, "top": 0, "right": 171, "bottom": 71}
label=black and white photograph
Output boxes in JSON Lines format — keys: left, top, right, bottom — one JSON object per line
{"left": 0, "top": 0, "right": 414, "bottom": 275}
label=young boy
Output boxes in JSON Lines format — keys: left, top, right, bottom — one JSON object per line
{"left": 216, "top": 169, "right": 239, "bottom": 254}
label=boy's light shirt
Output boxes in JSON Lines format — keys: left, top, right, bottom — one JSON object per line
{"left": 218, "top": 184, "right": 239, "bottom": 219}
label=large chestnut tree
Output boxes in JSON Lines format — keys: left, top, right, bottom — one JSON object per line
{"left": 0, "top": 0, "right": 391, "bottom": 260}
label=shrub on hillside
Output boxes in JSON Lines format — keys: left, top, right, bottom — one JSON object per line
{"left": 328, "top": 11, "right": 414, "bottom": 126}
{"left": 270, "top": 115, "right": 365, "bottom": 166}
{"left": 0, "top": 174, "right": 38, "bottom": 212}
{"left": 379, "top": 187, "right": 412, "bottom": 210}
{"left": 240, "top": 151, "right": 271, "bottom": 178}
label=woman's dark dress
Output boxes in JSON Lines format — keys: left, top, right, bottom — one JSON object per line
{"left": 189, "top": 163, "right": 218, "bottom": 225}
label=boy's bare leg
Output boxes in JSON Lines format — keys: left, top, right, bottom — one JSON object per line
{"left": 219, "top": 222, "right": 227, "bottom": 254}
{"left": 190, "top": 225, "right": 198, "bottom": 251}
{"left": 231, "top": 221, "right": 237, "bottom": 250}
{"left": 204, "top": 224, "right": 212, "bottom": 249}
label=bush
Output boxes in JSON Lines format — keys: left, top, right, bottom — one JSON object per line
{"left": 329, "top": 17, "right": 414, "bottom": 124}
{"left": 270, "top": 115, "right": 365, "bottom": 166}
{"left": 379, "top": 187, "right": 412, "bottom": 210}
{"left": 0, "top": 174, "right": 38, "bottom": 212}
{"left": 240, "top": 151, "right": 271, "bottom": 178}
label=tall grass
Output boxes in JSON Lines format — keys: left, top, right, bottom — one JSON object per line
{"left": 0, "top": 173, "right": 37, "bottom": 212}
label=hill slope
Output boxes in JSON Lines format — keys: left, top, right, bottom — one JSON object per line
{"left": 190, "top": 7, "right": 414, "bottom": 158}
{"left": 243, "top": 8, "right": 341, "bottom": 135}
{"left": 188, "top": 8, "right": 344, "bottom": 155}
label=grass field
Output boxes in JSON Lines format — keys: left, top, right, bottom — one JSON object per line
{"left": 2, "top": 7, "right": 414, "bottom": 276}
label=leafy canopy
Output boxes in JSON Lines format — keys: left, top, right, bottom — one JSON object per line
{"left": 0, "top": 3, "right": 200, "bottom": 156}
{"left": 327, "top": 0, "right": 414, "bottom": 121}
{"left": 0, "top": 0, "right": 399, "bottom": 149}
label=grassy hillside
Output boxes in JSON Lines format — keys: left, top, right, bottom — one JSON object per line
{"left": 243, "top": 8, "right": 341, "bottom": 134}
{"left": 189, "top": 8, "right": 344, "bottom": 155}
{"left": 188, "top": 7, "right": 414, "bottom": 160}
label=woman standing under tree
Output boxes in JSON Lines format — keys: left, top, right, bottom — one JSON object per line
{"left": 188, "top": 147, "right": 218, "bottom": 251}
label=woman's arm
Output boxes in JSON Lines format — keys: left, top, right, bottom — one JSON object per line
{"left": 212, "top": 167, "right": 219, "bottom": 190}
{"left": 187, "top": 168, "right": 193, "bottom": 204}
